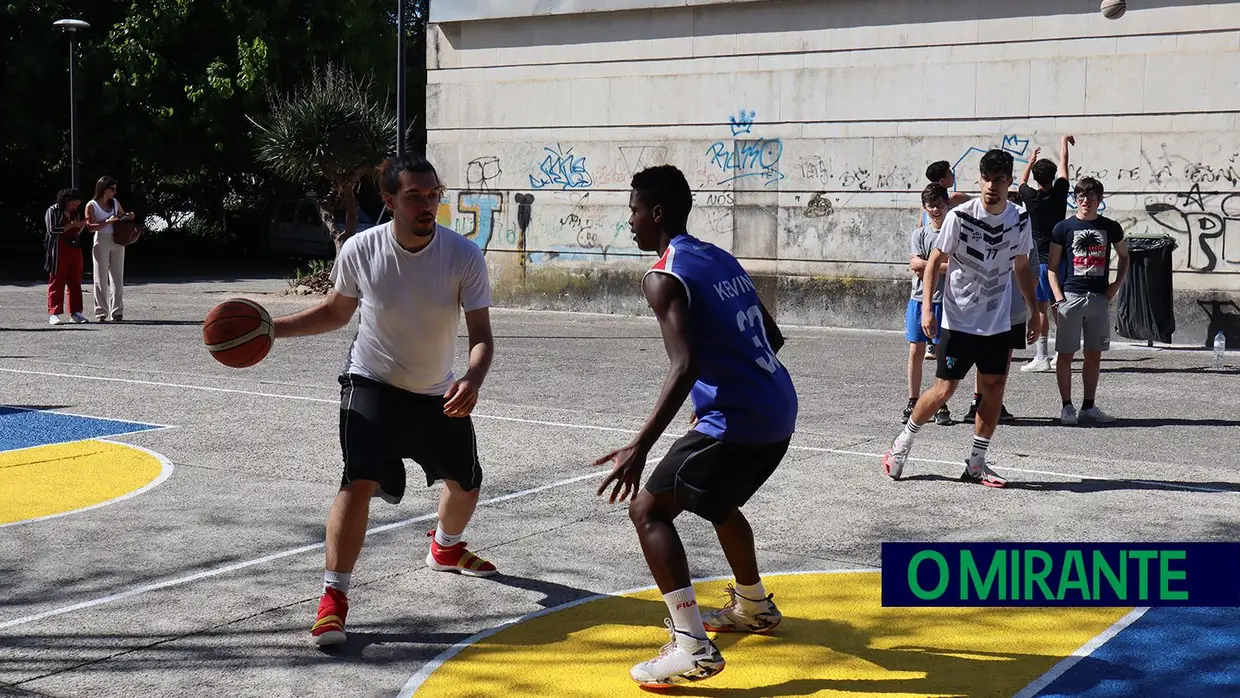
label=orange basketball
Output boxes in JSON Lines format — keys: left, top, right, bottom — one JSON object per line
{"left": 203, "top": 298, "right": 275, "bottom": 368}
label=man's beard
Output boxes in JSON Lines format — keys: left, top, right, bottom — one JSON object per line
{"left": 411, "top": 217, "right": 436, "bottom": 236}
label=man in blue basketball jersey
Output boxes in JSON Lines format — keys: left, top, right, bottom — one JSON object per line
{"left": 595, "top": 164, "right": 798, "bottom": 687}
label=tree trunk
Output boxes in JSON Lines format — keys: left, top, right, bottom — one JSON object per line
{"left": 321, "top": 178, "right": 360, "bottom": 258}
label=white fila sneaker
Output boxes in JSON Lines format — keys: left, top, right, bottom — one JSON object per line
{"left": 629, "top": 619, "right": 725, "bottom": 687}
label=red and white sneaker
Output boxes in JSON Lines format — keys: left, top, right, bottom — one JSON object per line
{"left": 960, "top": 461, "right": 1008, "bottom": 488}
{"left": 425, "top": 531, "right": 497, "bottom": 577}
{"left": 311, "top": 587, "right": 348, "bottom": 646}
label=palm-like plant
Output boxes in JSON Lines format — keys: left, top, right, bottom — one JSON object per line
{"left": 252, "top": 63, "right": 398, "bottom": 256}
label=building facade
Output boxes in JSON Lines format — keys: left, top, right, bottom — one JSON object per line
{"left": 427, "top": 0, "right": 1240, "bottom": 343}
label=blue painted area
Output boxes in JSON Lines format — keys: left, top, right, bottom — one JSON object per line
{"left": 1036, "top": 607, "right": 1240, "bottom": 697}
{"left": 0, "top": 406, "right": 162, "bottom": 452}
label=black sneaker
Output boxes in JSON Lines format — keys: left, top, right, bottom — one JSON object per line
{"left": 962, "top": 397, "right": 979, "bottom": 422}
{"left": 934, "top": 405, "right": 953, "bottom": 425}
{"left": 901, "top": 403, "right": 914, "bottom": 424}
{"left": 999, "top": 405, "right": 1016, "bottom": 424}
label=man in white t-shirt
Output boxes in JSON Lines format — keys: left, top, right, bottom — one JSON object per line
{"left": 882, "top": 149, "right": 1037, "bottom": 488}
{"left": 272, "top": 154, "right": 497, "bottom": 646}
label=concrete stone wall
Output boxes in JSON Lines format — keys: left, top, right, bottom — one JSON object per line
{"left": 426, "top": 0, "right": 1240, "bottom": 346}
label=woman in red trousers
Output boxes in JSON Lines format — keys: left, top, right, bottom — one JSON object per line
{"left": 44, "top": 188, "right": 89, "bottom": 325}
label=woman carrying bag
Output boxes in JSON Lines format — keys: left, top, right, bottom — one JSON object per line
{"left": 85, "top": 175, "right": 133, "bottom": 322}
{"left": 44, "top": 188, "right": 90, "bottom": 325}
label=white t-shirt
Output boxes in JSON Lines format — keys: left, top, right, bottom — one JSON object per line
{"left": 331, "top": 223, "right": 491, "bottom": 396}
{"left": 86, "top": 199, "right": 117, "bottom": 237}
{"left": 933, "top": 198, "right": 1033, "bottom": 337}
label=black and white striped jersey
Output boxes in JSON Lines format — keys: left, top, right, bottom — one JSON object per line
{"left": 932, "top": 198, "right": 1033, "bottom": 337}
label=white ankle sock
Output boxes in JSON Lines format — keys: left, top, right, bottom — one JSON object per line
{"left": 968, "top": 436, "right": 990, "bottom": 467}
{"left": 434, "top": 524, "right": 462, "bottom": 548}
{"left": 735, "top": 580, "right": 768, "bottom": 614}
{"left": 663, "top": 587, "right": 708, "bottom": 645}
{"left": 1037, "top": 337, "right": 1049, "bottom": 359}
{"left": 323, "top": 570, "right": 351, "bottom": 594}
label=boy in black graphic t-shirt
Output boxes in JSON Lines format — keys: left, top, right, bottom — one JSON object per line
{"left": 1048, "top": 177, "right": 1129, "bottom": 426}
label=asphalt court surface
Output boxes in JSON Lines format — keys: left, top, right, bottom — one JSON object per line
{"left": 2, "top": 274, "right": 1239, "bottom": 697}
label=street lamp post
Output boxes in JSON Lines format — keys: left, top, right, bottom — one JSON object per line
{"left": 53, "top": 19, "right": 90, "bottom": 190}
{"left": 396, "top": 0, "right": 406, "bottom": 156}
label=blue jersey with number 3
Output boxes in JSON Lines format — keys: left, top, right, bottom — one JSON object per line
{"left": 646, "top": 233, "right": 798, "bottom": 444}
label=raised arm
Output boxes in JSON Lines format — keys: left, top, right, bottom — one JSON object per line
{"left": 1059, "top": 135, "right": 1075, "bottom": 181}
{"left": 1020, "top": 147, "right": 1042, "bottom": 186}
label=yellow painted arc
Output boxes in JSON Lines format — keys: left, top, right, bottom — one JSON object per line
{"left": 404, "top": 571, "right": 1132, "bottom": 698}
{"left": 0, "top": 440, "right": 172, "bottom": 526}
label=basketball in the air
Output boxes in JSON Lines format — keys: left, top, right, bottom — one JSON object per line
{"left": 203, "top": 298, "right": 275, "bottom": 368}
{"left": 1101, "top": 0, "right": 1127, "bottom": 19}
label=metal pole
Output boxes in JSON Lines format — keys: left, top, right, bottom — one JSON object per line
{"left": 396, "top": 0, "right": 406, "bottom": 156}
{"left": 69, "top": 31, "right": 79, "bottom": 189}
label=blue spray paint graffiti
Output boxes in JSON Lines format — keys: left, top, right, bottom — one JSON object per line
{"left": 530, "top": 144, "right": 593, "bottom": 190}
{"left": 952, "top": 134, "right": 1105, "bottom": 211}
{"left": 729, "top": 109, "right": 756, "bottom": 137}
{"left": 457, "top": 191, "right": 503, "bottom": 252}
{"left": 708, "top": 139, "right": 786, "bottom": 186}
{"left": 708, "top": 110, "right": 784, "bottom": 187}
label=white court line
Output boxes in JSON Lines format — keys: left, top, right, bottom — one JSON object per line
{"left": 1011, "top": 607, "right": 1150, "bottom": 698}
{"left": 1, "top": 404, "right": 172, "bottom": 430}
{"left": 3, "top": 366, "right": 1234, "bottom": 494}
{"left": 0, "top": 441, "right": 176, "bottom": 529}
{"left": 397, "top": 568, "right": 879, "bottom": 698}
{"left": 0, "top": 462, "right": 642, "bottom": 631}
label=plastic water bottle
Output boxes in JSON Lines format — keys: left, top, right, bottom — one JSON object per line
{"left": 1215, "top": 330, "right": 1227, "bottom": 369}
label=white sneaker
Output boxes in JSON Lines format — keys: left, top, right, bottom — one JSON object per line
{"left": 1060, "top": 404, "right": 1078, "bottom": 426}
{"left": 70, "top": 313, "right": 89, "bottom": 324}
{"left": 882, "top": 434, "right": 913, "bottom": 480}
{"left": 702, "top": 585, "right": 783, "bottom": 634}
{"left": 1079, "top": 407, "right": 1116, "bottom": 424}
{"left": 1020, "top": 356, "right": 1051, "bottom": 373}
{"left": 48, "top": 314, "right": 63, "bottom": 325}
{"left": 629, "top": 619, "right": 725, "bottom": 687}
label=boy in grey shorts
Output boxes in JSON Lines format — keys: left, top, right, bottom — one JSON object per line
{"left": 1048, "top": 177, "right": 1130, "bottom": 425}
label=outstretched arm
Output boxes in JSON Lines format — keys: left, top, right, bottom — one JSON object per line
{"left": 594, "top": 273, "right": 698, "bottom": 503}
{"left": 273, "top": 290, "right": 358, "bottom": 338}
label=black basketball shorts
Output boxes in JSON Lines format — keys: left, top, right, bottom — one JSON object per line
{"left": 337, "top": 373, "right": 481, "bottom": 504}
{"left": 643, "top": 430, "right": 791, "bottom": 524}
{"left": 935, "top": 328, "right": 1013, "bottom": 381}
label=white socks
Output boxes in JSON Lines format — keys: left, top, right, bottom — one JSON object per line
{"left": 663, "top": 587, "right": 708, "bottom": 646}
{"left": 324, "top": 570, "right": 351, "bottom": 594}
{"left": 434, "top": 523, "right": 463, "bottom": 548}
{"left": 1036, "top": 337, "right": 1049, "bottom": 360}
{"left": 735, "top": 580, "right": 769, "bottom": 615}
{"left": 896, "top": 419, "right": 922, "bottom": 451}
{"left": 969, "top": 436, "right": 990, "bottom": 467}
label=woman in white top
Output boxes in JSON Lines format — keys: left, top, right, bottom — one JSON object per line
{"left": 85, "top": 175, "right": 133, "bottom": 321}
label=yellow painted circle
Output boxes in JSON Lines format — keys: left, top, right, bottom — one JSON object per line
{"left": 407, "top": 571, "right": 1132, "bottom": 697}
{"left": 0, "top": 441, "right": 169, "bottom": 525}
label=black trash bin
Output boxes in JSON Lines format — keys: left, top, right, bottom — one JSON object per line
{"left": 1115, "top": 235, "right": 1178, "bottom": 344}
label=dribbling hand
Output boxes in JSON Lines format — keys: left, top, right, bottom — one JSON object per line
{"left": 593, "top": 442, "right": 647, "bottom": 504}
{"left": 442, "top": 378, "right": 478, "bottom": 417}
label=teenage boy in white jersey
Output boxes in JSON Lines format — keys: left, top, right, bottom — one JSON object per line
{"left": 882, "top": 150, "right": 1038, "bottom": 487}
{"left": 272, "top": 154, "right": 498, "bottom": 646}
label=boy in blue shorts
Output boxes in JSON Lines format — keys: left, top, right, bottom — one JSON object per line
{"left": 1017, "top": 135, "right": 1075, "bottom": 372}
{"left": 904, "top": 183, "right": 953, "bottom": 425}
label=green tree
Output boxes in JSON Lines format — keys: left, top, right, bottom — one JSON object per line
{"left": 252, "top": 63, "right": 399, "bottom": 256}
{"left": 2, "top": 0, "right": 429, "bottom": 259}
